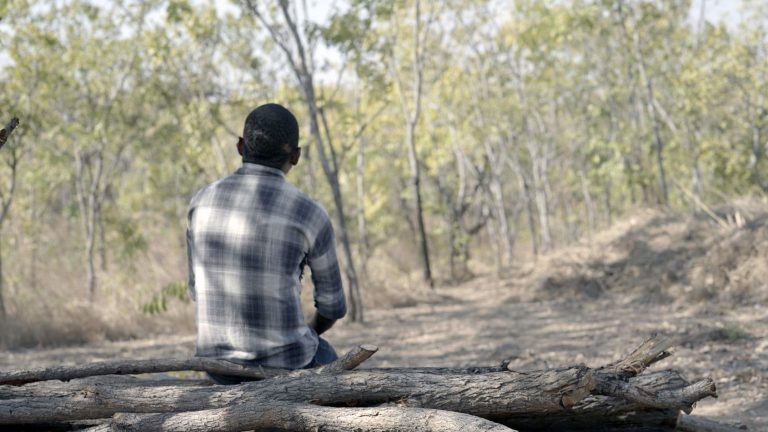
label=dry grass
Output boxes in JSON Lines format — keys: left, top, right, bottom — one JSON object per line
{"left": 5, "top": 199, "right": 768, "bottom": 350}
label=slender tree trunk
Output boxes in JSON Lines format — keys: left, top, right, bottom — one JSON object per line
{"left": 604, "top": 179, "right": 613, "bottom": 226}
{"left": 488, "top": 177, "right": 513, "bottom": 266}
{"left": 559, "top": 194, "right": 577, "bottom": 244}
{"left": 508, "top": 153, "right": 538, "bottom": 256}
{"left": 394, "top": 0, "right": 433, "bottom": 288}
{"left": 514, "top": 61, "right": 551, "bottom": 251}
{"left": 579, "top": 171, "right": 595, "bottom": 241}
{"left": 356, "top": 136, "right": 369, "bottom": 278}
{"left": 97, "top": 201, "right": 107, "bottom": 272}
{"left": 0, "top": 143, "right": 20, "bottom": 332}
{"left": 532, "top": 159, "right": 552, "bottom": 251}
{"left": 407, "top": 119, "right": 433, "bottom": 287}
{"left": 302, "top": 144, "right": 317, "bottom": 197}
{"left": 85, "top": 221, "right": 96, "bottom": 303}
{"left": 29, "top": 188, "right": 38, "bottom": 291}
{"left": 74, "top": 149, "right": 103, "bottom": 303}
{"left": 684, "top": 120, "right": 704, "bottom": 213}
{"left": 485, "top": 212, "right": 502, "bottom": 274}
{"left": 311, "top": 105, "right": 364, "bottom": 322}
{"left": 645, "top": 76, "right": 669, "bottom": 205}
{"left": 0, "top": 237, "right": 5, "bottom": 324}
{"left": 618, "top": 2, "right": 669, "bottom": 204}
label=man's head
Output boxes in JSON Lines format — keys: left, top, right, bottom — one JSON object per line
{"left": 238, "top": 103, "right": 301, "bottom": 172}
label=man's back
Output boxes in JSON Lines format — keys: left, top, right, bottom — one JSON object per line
{"left": 187, "top": 162, "right": 346, "bottom": 369}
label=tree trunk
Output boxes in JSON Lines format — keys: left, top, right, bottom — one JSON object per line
{"left": 618, "top": 2, "right": 669, "bottom": 205}
{"left": 488, "top": 176, "right": 513, "bottom": 268}
{"left": 0, "top": 126, "right": 21, "bottom": 334}
{"left": 579, "top": 170, "right": 596, "bottom": 241}
{"left": 394, "top": 0, "right": 434, "bottom": 288}
{"left": 533, "top": 160, "right": 552, "bottom": 251}
{"left": 85, "top": 212, "right": 97, "bottom": 302}
{"left": 604, "top": 179, "right": 614, "bottom": 226}
{"left": 356, "top": 135, "right": 369, "bottom": 278}
{"left": 97, "top": 201, "right": 107, "bottom": 272}
{"left": 506, "top": 151, "right": 538, "bottom": 256}
{"left": 92, "top": 404, "right": 515, "bottom": 432}
{"left": 677, "top": 412, "right": 747, "bottom": 432}
{"left": 407, "top": 119, "right": 433, "bottom": 287}
{"left": 0, "top": 238, "right": 6, "bottom": 348}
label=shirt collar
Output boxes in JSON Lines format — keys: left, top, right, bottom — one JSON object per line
{"left": 236, "top": 162, "right": 286, "bottom": 179}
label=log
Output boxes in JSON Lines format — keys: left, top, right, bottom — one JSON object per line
{"left": 0, "top": 357, "right": 286, "bottom": 386}
{"left": 85, "top": 404, "right": 517, "bottom": 432}
{"left": 0, "top": 377, "right": 213, "bottom": 399}
{"left": 0, "top": 366, "right": 594, "bottom": 424}
{"left": 676, "top": 413, "right": 748, "bottom": 432}
{"left": 0, "top": 117, "right": 19, "bottom": 150}
{"left": 0, "top": 344, "right": 380, "bottom": 386}
{"left": 501, "top": 370, "right": 692, "bottom": 431}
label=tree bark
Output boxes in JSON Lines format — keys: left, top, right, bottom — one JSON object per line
{"left": 506, "top": 148, "right": 539, "bottom": 256}
{"left": 87, "top": 404, "right": 516, "bottom": 432}
{"left": 0, "top": 119, "right": 21, "bottom": 332}
{"left": 356, "top": 134, "right": 370, "bottom": 278}
{"left": 0, "top": 366, "right": 594, "bottom": 424}
{"left": 676, "top": 413, "right": 747, "bottom": 432}
{"left": 0, "top": 239, "right": 5, "bottom": 329}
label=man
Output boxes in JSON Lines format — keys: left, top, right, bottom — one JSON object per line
{"left": 186, "top": 103, "right": 347, "bottom": 384}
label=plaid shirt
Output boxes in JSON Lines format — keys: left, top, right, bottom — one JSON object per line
{"left": 186, "top": 163, "right": 346, "bottom": 369}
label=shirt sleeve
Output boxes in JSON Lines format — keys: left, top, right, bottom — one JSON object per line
{"left": 186, "top": 227, "right": 196, "bottom": 302}
{"left": 307, "top": 214, "right": 347, "bottom": 320}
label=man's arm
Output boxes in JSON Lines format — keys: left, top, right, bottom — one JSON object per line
{"left": 307, "top": 213, "right": 347, "bottom": 331}
{"left": 309, "top": 312, "right": 336, "bottom": 335}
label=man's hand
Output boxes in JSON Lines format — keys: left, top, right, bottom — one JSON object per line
{"left": 309, "top": 312, "right": 336, "bottom": 336}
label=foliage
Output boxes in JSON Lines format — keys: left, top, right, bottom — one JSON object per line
{"left": 142, "top": 281, "right": 190, "bottom": 315}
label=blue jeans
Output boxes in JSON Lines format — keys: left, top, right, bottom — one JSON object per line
{"left": 207, "top": 338, "right": 338, "bottom": 385}
{"left": 303, "top": 337, "right": 338, "bottom": 368}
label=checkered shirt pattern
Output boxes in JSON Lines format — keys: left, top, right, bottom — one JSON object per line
{"left": 186, "top": 163, "right": 347, "bottom": 369}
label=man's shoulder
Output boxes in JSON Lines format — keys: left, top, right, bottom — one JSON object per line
{"left": 188, "top": 176, "right": 231, "bottom": 209}
{"left": 285, "top": 184, "right": 331, "bottom": 221}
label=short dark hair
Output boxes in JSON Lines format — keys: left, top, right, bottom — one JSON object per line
{"left": 242, "top": 103, "right": 299, "bottom": 168}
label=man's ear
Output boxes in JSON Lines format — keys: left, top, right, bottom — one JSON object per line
{"left": 237, "top": 137, "right": 244, "bottom": 156}
{"left": 289, "top": 147, "right": 301, "bottom": 166}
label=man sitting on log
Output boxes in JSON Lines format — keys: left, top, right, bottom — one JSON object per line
{"left": 186, "top": 103, "right": 347, "bottom": 384}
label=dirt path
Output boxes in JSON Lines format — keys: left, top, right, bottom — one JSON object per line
{"left": 2, "top": 275, "right": 765, "bottom": 430}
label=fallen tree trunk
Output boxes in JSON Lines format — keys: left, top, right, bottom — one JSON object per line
{"left": 84, "top": 404, "right": 516, "bottom": 432}
{"left": 0, "top": 344, "right": 379, "bottom": 386}
{"left": 0, "top": 366, "right": 593, "bottom": 424}
{"left": 501, "top": 370, "right": 694, "bottom": 431}
{"left": 676, "top": 413, "right": 747, "bottom": 432}
{"left": 0, "top": 335, "right": 721, "bottom": 432}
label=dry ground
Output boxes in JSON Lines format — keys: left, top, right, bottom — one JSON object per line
{"left": 1, "top": 205, "right": 767, "bottom": 430}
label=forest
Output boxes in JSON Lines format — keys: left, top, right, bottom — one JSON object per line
{"left": 0, "top": 0, "right": 766, "bottom": 347}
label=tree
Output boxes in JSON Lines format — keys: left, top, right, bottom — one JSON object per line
{"left": 0, "top": 117, "right": 21, "bottom": 327}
